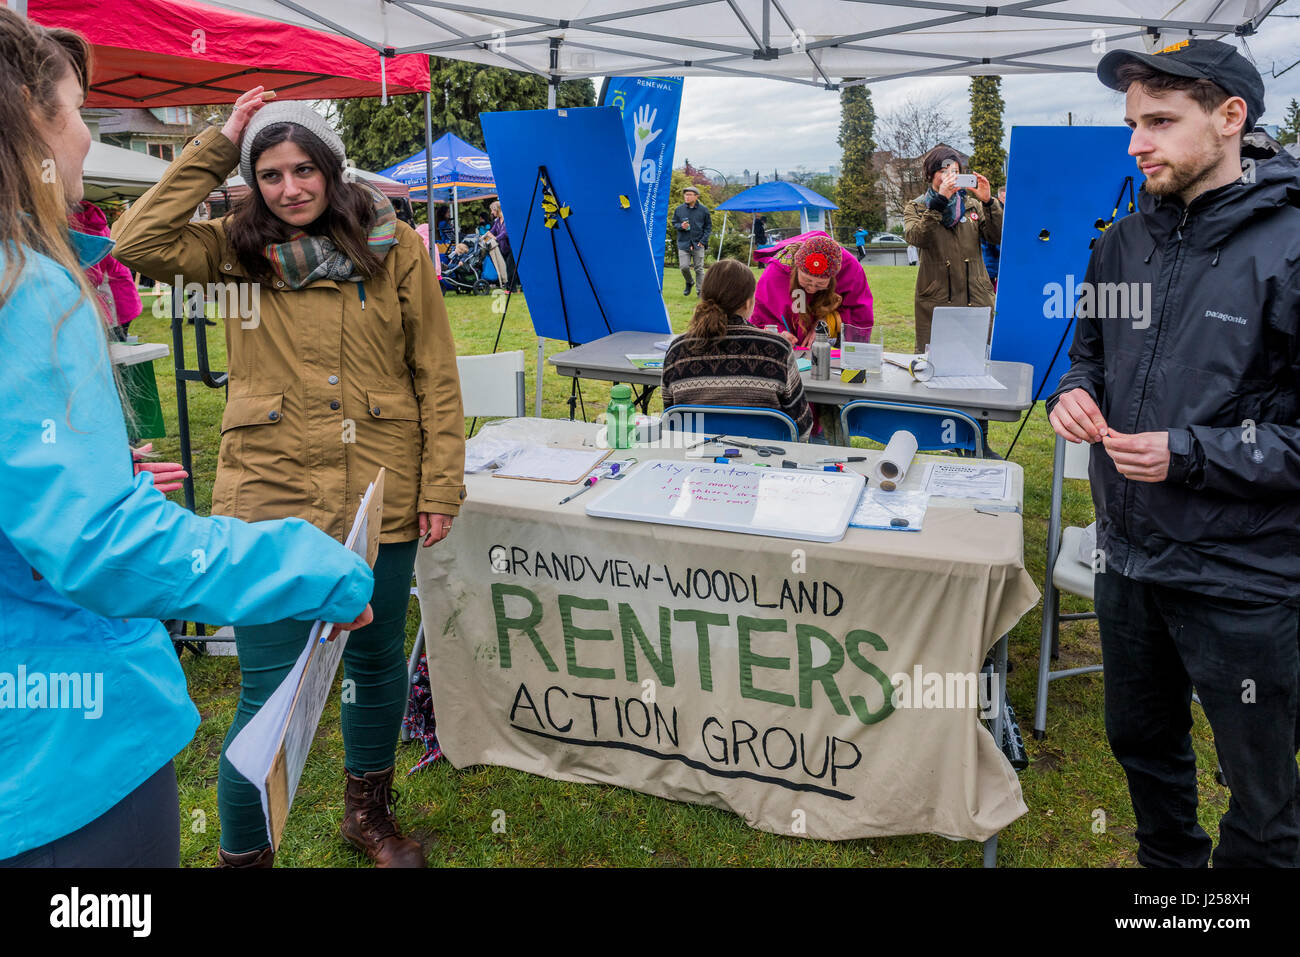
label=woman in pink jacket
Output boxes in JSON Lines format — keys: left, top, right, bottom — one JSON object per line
{"left": 71, "top": 200, "right": 142, "bottom": 340}
{"left": 749, "top": 232, "right": 873, "bottom": 347}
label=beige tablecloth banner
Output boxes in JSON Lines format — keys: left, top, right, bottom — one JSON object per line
{"left": 416, "top": 421, "right": 1040, "bottom": 842}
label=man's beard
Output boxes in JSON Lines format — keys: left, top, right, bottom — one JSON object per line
{"left": 1142, "top": 139, "right": 1225, "bottom": 199}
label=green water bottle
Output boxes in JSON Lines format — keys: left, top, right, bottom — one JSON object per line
{"left": 605, "top": 384, "right": 637, "bottom": 449}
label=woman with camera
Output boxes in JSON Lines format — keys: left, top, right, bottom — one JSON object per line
{"left": 903, "top": 146, "right": 1003, "bottom": 353}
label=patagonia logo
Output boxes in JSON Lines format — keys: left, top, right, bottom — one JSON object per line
{"left": 1206, "top": 309, "right": 1246, "bottom": 325}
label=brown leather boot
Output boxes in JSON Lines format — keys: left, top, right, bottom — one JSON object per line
{"left": 339, "top": 766, "right": 426, "bottom": 868}
{"left": 217, "top": 846, "right": 274, "bottom": 868}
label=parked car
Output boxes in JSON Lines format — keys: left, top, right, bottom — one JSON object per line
{"left": 870, "top": 232, "right": 906, "bottom": 244}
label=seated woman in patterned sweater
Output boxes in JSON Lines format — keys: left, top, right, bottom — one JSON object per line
{"left": 661, "top": 258, "right": 814, "bottom": 441}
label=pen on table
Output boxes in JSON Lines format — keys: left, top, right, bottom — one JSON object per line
{"left": 781, "top": 459, "right": 838, "bottom": 472}
{"left": 816, "top": 456, "right": 867, "bottom": 463}
{"left": 556, "top": 459, "right": 637, "bottom": 505}
{"left": 557, "top": 475, "right": 601, "bottom": 505}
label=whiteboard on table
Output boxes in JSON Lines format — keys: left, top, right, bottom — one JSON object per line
{"left": 586, "top": 459, "right": 864, "bottom": 542}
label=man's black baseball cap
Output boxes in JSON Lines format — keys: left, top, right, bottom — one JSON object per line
{"left": 1098, "top": 38, "right": 1265, "bottom": 128}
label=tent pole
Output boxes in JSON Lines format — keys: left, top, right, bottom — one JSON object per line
{"left": 717, "top": 211, "right": 727, "bottom": 260}
{"left": 747, "top": 226, "right": 754, "bottom": 266}
{"left": 424, "top": 91, "right": 434, "bottom": 222}
{"left": 537, "top": 38, "right": 561, "bottom": 417}
{"left": 453, "top": 184, "right": 460, "bottom": 239}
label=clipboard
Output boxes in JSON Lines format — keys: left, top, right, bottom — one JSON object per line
{"left": 492, "top": 446, "right": 612, "bottom": 484}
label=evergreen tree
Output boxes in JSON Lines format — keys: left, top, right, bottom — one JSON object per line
{"left": 1279, "top": 97, "right": 1300, "bottom": 147}
{"left": 333, "top": 58, "right": 595, "bottom": 173}
{"left": 968, "top": 76, "right": 1007, "bottom": 190}
{"left": 835, "top": 83, "right": 885, "bottom": 235}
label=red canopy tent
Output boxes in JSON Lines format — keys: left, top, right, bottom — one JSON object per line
{"left": 26, "top": 0, "right": 429, "bottom": 104}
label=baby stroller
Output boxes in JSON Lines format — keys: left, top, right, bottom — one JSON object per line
{"left": 440, "top": 235, "right": 492, "bottom": 295}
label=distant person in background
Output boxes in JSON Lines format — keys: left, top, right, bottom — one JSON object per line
{"left": 903, "top": 145, "right": 1002, "bottom": 352}
{"left": 750, "top": 232, "right": 873, "bottom": 347}
{"left": 853, "top": 225, "right": 869, "bottom": 260}
{"left": 435, "top": 206, "right": 454, "bottom": 246}
{"left": 662, "top": 258, "right": 812, "bottom": 440}
{"left": 982, "top": 185, "right": 1007, "bottom": 290}
{"left": 70, "top": 201, "right": 141, "bottom": 340}
{"left": 752, "top": 214, "right": 767, "bottom": 247}
{"left": 672, "top": 185, "right": 711, "bottom": 296}
{"left": 485, "top": 199, "right": 516, "bottom": 291}
{"left": 476, "top": 212, "right": 491, "bottom": 236}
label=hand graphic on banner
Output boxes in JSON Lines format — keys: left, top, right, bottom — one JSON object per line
{"left": 630, "top": 105, "right": 663, "bottom": 184}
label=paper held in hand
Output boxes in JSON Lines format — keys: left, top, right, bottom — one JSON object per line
{"left": 225, "top": 468, "right": 385, "bottom": 851}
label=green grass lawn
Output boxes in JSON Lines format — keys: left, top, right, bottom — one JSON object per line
{"left": 133, "top": 265, "right": 1228, "bottom": 867}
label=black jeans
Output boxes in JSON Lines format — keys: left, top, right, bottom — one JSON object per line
{"left": 1095, "top": 571, "right": 1300, "bottom": 867}
{"left": 0, "top": 761, "right": 179, "bottom": 867}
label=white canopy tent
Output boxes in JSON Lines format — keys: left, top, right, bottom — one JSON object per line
{"left": 82, "top": 140, "right": 175, "bottom": 204}
{"left": 193, "top": 0, "right": 1288, "bottom": 418}
{"left": 178, "top": 1, "right": 1284, "bottom": 88}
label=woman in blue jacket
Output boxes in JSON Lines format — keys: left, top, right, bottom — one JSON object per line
{"left": 0, "top": 9, "right": 374, "bottom": 868}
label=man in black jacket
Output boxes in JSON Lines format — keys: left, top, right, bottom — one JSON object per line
{"left": 672, "top": 185, "right": 711, "bottom": 295}
{"left": 1048, "top": 40, "right": 1300, "bottom": 867}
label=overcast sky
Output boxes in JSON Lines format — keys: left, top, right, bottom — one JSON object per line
{"left": 670, "top": 25, "right": 1300, "bottom": 176}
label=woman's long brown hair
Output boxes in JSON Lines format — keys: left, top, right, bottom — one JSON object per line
{"left": 684, "top": 258, "right": 755, "bottom": 347}
{"left": 227, "top": 122, "right": 384, "bottom": 281}
{"left": 0, "top": 8, "right": 95, "bottom": 314}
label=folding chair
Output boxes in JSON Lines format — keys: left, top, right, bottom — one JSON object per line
{"left": 662, "top": 404, "right": 800, "bottom": 442}
{"left": 839, "top": 399, "right": 984, "bottom": 457}
{"left": 403, "top": 352, "right": 526, "bottom": 734}
{"left": 1033, "top": 433, "right": 1100, "bottom": 739}
{"left": 400, "top": 586, "right": 425, "bottom": 743}
{"left": 457, "top": 350, "right": 526, "bottom": 434}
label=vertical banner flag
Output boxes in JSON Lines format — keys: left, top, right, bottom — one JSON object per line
{"left": 600, "top": 76, "right": 684, "bottom": 288}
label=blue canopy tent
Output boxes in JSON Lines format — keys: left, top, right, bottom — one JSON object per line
{"left": 715, "top": 181, "right": 838, "bottom": 263}
{"left": 379, "top": 131, "right": 496, "bottom": 238}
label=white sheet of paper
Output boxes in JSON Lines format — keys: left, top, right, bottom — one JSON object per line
{"left": 225, "top": 478, "right": 377, "bottom": 847}
{"left": 921, "top": 462, "right": 1012, "bottom": 500}
{"left": 929, "top": 306, "right": 990, "bottom": 376}
{"left": 492, "top": 445, "right": 609, "bottom": 483}
{"left": 922, "top": 374, "right": 1007, "bottom": 390}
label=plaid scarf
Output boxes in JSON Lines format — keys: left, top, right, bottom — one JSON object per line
{"left": 263, "top": 181, "right": 398, "bottom": 289}
{"left": 924, "top": 186, "right": 964, "bottom": 228}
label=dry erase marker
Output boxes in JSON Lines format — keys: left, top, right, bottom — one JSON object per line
{"left": 816, "top": 456, "right": 866, "bottom": 463}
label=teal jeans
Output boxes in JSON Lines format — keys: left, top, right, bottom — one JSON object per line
{"left": 217, "top": 539, "right": 418, "bottom": 854}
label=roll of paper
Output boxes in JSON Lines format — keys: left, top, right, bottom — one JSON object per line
{"left": 874, "top": 430, "right": 918, "bottom": 491}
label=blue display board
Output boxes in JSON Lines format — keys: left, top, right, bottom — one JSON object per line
{"left": 992, "top": 126, "right": 1144, "bottom": 400}
{"left": 480, "top": 107, "right": 670, "bottom": 344}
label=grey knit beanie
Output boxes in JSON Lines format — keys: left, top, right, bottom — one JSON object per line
{"left": 238, "top": 101, "right": 347, "bottom": 184}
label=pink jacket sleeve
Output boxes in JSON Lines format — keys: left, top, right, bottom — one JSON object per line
{"left": 104, "top": 254, "right": 142, "bottom": 325}
{"left": 749, "top": 261, "right": 793, "bottom": 332}
{"left": 835, "top": 255, "right": 874, "bottom": 338}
